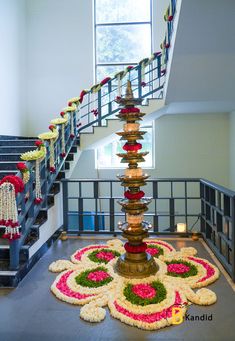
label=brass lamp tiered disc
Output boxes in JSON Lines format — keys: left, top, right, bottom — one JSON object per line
{"left": 115, "top": 80, "right": 158, "bottom": 278}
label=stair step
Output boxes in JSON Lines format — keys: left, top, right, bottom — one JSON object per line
{"left": 0, "top": 161, "right": 19, "bottom": 171}
{"left": 56, "top": 171, "right": 65, "bottom": 180}
{"left": 0, "top": 146, "right": 37, "bottom": 153}
{"left": 66, "top": 153, "right": 74, "bottom": 161}
{"left": 0, "top": 135, "right": 36, "bottom": 140}
{"left": 0, "top": 170, "right": 18, "bottom": 179}
{"left": 0, "top": 139, "right": 37, "bottom": 146}
{"left": 49, "top": 181, "right": 60, "bottom": 195}
{"left": 0, "top": 153, "right": 22, "bottom": 161}
{"left": 70, "top": 146, "right": 77, "bottom": 153}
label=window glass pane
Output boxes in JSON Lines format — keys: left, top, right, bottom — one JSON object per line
{"left": 96, "top": 0, "right": 151, "bottom": 24}
{"left": 96, "top": 126, "right": 153, "bottom": 168}
{"left": 96, "top": 24, "right": 151, "bottom": 63}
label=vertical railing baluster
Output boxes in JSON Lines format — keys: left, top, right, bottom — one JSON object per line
{"left": 108, "top": 80, "right": 112, "bottom": 115}
{"left": 98, "top": 90, "right": 102, "bottom": 126}
{"left": 137, "top": 65, "right": 142, "bottom": 98}
{"left": 62, "top": 180, "right": 68, "bottom": 234}
{"left": 231, "top": 196, "right": 235, "bottom": 281}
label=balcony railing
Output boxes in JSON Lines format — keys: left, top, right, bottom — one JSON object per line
{"left": 61, "top": 178, "right": 235, "bottom": 282}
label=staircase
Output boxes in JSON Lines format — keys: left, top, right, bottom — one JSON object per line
{"left": 0, "top": 0, "right": 177, "bottom": 287}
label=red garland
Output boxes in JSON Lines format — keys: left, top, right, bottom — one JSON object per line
{"left": 120, "top": 107, "right": 140, "bottom": 114}
{"left": 79, "top": 90, "right": 88, "bottom": 104}
{"left": 123, "top": 143, "right": 142, "bottom": 152}
{"left": 70, "top": 134, "right": 75, "bottom": 138}
{"left": 60, "top": 112, "right": 65, "bottom": 117}
{"left": 124, "top": 242, "right": 147, "bottom": 253}
{"left": 127, "top": 66, "right": 134, "bottom": 70}
{"left": 124, "top": 190, "right": 145, "bottom": 200}
{"left": 60, "top": 152, "right": 66, "bottom": 158}
{"left": 153, "top": 51, "right": 161, "bottom": 58}
{"left": 34, "top": 197, "right": 43, "bottom": 204}
{"left": 49, "top": 124, "right": 56, "bottom": 131}
{"left": 35, "top": 140, "right": 43, "bottom": 147}
{"left": 16, "top": 162, "right": 28, "bottom": 172}
{"left": 100, "top": 77, "right": 111, "bottom": 86}
{"left": 168, "top": 15, "right": 173, "bottom": 21}
{"left": 50, "top": 166, "right": 56, "bottom": 173}
{"left": 0, "top": 176, "right": 24, "bottom": 195}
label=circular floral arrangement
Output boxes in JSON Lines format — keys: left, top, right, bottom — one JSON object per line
{"left": 146, "top": 244, "right": 164, "bottom": 258}
{"left": 166, "top": 260, "right": 198, "bottom": 278}
{"left": 75, "top": 267, "right": 113, "bottom": 288}
{"left": 124, "top": 281, "right": 167, "bottom": 306}
{"left": 87, "top": 249, "right": 121, "bottom": 264}
{"left": 49, "top": 238, "right": 220, "bottom": 330}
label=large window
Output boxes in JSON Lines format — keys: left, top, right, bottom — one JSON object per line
{"left": 94, "top": 0, "right": 152, "bottom": 82}
{"left": 96, "top": 124, "right": 154, "bottom": 169}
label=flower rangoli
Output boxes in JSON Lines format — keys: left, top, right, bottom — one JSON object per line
{"left": 49, "top": 239, "right": 219, "bottom": 330}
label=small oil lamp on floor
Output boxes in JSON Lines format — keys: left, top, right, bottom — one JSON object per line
{"left": 115, "top": 81, "right": 158, "bottom": 278}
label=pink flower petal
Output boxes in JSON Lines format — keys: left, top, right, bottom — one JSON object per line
{"left": 87, "top": 270, "right": 110, "bottom": 282}
{"left": 132, "top": 284, "right": 156, "bottom": 299}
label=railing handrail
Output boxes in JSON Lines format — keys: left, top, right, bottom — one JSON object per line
{"left": 200, "top": 178, "right": 235, "bottom": 198}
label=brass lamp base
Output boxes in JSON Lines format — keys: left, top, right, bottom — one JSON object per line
{"left": 115, "top": 252, "right": 158, "bottom": 278}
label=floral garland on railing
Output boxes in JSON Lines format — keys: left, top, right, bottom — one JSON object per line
{"left": 51, "top": 113, "right": 69, "bottom": 158}
{"left": 164, "top": 0, "right": 174, "bottom": 22}
{"left": 61, "top": 106, "right": 77, "bottom": 138}
{"left": 0, "top": 175, "right": 24, "bottom": 240}
{"left": 20, "top": 140, "right": 46, "bottom": 204}
{"left": 38, "top": 125, "right": 59, "bottom": 173}
{"left": 49, "top": 238, "right": 219, "bottom": 330}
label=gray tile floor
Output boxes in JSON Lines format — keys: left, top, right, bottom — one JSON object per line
{"left": 0, "top": 238, "right": 235, "bottom": 341}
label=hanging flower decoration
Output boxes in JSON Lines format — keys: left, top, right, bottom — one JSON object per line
{"left": 20, "top": 140, "right": 46, "bottom": 204}
{"left": 51, "top": 113, "right": 69, "bottom": 158}
{"left": 0, "top": 175, "right": 24, "bottom": 240}
{"left": 38, "top": 125, "right": 58, "bottom": 173}
{"left": 124, "top": 190, "right": 145, "bottom": 200}
{"left": 61, "top": 105, "right": 77, "bottom": 139}
{"left": 49, "top": 238, "right": 219, "bottom": 329}
{"left": 16, "top": 162, "right": 30, "bottom": 184}
{"left": 164, "top": 2, "right": 173, "bottom": 22}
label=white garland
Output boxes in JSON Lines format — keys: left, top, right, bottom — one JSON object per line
{"left": 49, "top": 139, "right": 55, "bottom": 169}
{"left": 35, "top": 159, "right": 42, "bottom": 200}
{"left": 61, "top": 124, "right": 65, "bottom": 155}
{"left": 0, "top": 182, "right": 20, "bottom": 238}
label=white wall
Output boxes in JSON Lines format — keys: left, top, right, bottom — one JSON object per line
{"left": 165, "top": 0, "right": 235, "bottom": 108}
{"left": 25, "top": 0, "right": 94, "bottom": 136}
{"left": 72, "top": 113, "right": 230, "bottom": 188}
{"left": 0, "top": 0, "right": 26, "bottom": 136}
{"left": 229, "top": 111, "right": 235, "bottom": 191}
{"left": 154, "top": 113, "right": 229, "bottom": 186}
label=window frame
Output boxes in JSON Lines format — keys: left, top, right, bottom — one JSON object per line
{"left": 95, "top": 123, "right": 155, "bottom": 170}
{"left": 94, "top": 0, "right": 153, "bottom": 83}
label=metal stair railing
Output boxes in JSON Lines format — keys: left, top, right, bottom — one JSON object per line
{"left": 6, "top": 0, "right": 177, "bottom": 271}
